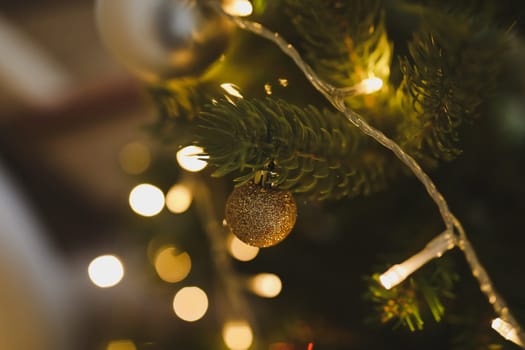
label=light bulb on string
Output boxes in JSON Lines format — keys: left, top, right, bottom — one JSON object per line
{"left": 222, "top": 0, "right": 253, "bottom": 17}
{"left": 358, "top": 77, "right": 383, "bottom": 94}
{"left": 379, "top": 230, "right": 456, "bottom": 289}
{"left": 491, "top": 318, "right": 524, "bottom": 347}
{"left": 338, "top": 76, "right": 384, "bottom": 97}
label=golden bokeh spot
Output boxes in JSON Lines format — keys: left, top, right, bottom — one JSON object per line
{"left": 106, "top": 340, "right": 136, "bottom": 350}
{"left": 173, "top": 286, "right": 208, "bottom": 322}
{"left": 227, "top": 233, "right": 259, "bottom": 262}
{"left": 154, "top": 246, "right": 191, "bottom": 283}
{"left": 249, "top": 273, "right": 282, "bottom": 298}
{"left": 165, "top": 184, "right": 192, "bottom": 214}
{"left": 222, "top": 321, "right": 253, "bottom": 350}
{"left": 118, "top": 142, "right": 150, "bottom": 175}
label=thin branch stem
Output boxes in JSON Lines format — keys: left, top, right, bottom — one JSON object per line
{"left": 191, "top": 175, "right": 257, "bottom": 331}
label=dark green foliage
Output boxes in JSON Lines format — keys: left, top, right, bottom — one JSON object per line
{"left": 141, "top": 0, "right": 523, "bottom": 346}
{"left": 148, "top": 82, "right": 201, "bottom": 123}
{"left": 144, "top": 1, "right": 508, "bottom": 204}
{"left": 397, "top": 12, "right": 506, "bottom": 161}
{"left": 196, "top": 97, "right": 391, "bottom": 200}
{"left": 145, "top": 83, "right": 204, "bottom": 144}
{"left": 148, "top": 0, "right": 507, "bottom": 201}
{"left": 285, "top": 0, "right": 392, "bottom": 90}
{"left": 285, "top": 0, "right": 506, "bottom": 162}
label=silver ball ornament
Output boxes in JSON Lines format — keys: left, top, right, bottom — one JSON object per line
{"left": 96, "top": 0, "right": 233, "bottom": 82}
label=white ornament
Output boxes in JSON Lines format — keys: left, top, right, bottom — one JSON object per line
{"left": 96, "top": 0, "right": 233, "bottom": 82}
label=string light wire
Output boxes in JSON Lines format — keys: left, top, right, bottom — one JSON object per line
{"left": 208, "top": 3, "right": 525, "bottom": 347}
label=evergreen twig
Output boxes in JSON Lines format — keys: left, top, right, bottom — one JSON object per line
{"left": 196, "top": 97, "right": 391, "bottom": 200}
{"left": 285, "top": 0, "right": 391, "bottom": 90}
{"left": 397, "top": 12, "right": 505, "bottom": 161}
{"left": 366, "top": 259, "right": 458, "bottom": 331}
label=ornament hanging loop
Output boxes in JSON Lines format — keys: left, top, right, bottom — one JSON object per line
{"left": 254, "top": 161, "right": 277, "bottom": 188}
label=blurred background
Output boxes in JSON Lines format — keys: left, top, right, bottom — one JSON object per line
{"left": 1, "top": 1, "right": 525, "bottom": 350}
{"left": 0, "top": 0, "right": 157, "bottom": 349}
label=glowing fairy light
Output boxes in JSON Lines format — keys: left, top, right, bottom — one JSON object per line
{"left": 336, "top": 76, "right": 384, "bottom": 97}
{"left": 264, "top": 83, "right": 272, "bottom": 95}
{"left": 492, "top": 318, "right": 524, "bottom": 346}
{"left": 278, "top": 78, "right": 289, "bottom": 87}
{"left": 379, "top": 231, "right": 456, "bottom": 289}
{"left": 176, "top": 145, "right": 208, "bottom": 172}
{"left": 379, "top": 264, "right": 408, "bottom": 290}
{"left": 165, "top": 184, "right": 192, "bottom": 214}
{"left": 220, "top": 83, "right": 244, "bottom": 98}
{"left": 248, "top": 273, "right": 282, "bottom": 298}
{"left": 222, "top": 321, "right": 253, "bottom": 350}
{"left": 88, "top": 255, "right": 124, "bottom": 288}
{"left": 227, "top": 233, "right": 259, "bottom": 261}
{"left": 128, "top": 183, "right": 165, "bottom": 217}
{"left": 357, "top": 77, "right": 383, "bottom": 94}
{"left": 173, "top": 286, "right": 208, "bottom": 322}
{"left": 222, "top": 0, "right": 253, "bottom": 17}
{"left": 106, "top": 340, "right": 137, "bottom": 350}
{"left": 154, "top": 246, "right": 191, "bottom": 283}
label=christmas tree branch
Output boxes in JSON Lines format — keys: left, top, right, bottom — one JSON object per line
{"left": 197, "top": 97, "right": 389, "bottom": 199}
{"left": 286, "top": 0, "right": 503, "bottom": 164}
{"left": 285, "top": 0, "right": 391, "bottom": 90}
{"left": 210, "top": 3, "right": 525, "bottom": 347}
{"left": 397, "top": 12, "right": 503, "bottom": 161}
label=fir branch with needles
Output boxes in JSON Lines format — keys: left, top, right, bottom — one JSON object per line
{"left": 285, "top": 0, "right": 392, "bottom": 91}
{"left": 285, "top": 0, "right": 506, "bottom": 165}
{"left": 144, "top": 1, "right": 509, "bottom": 205}
{"left": 145, "top": 83, "right": 204, "bottom": 143}
{"left": 366, "top": 259, "right": 458, "bottom": 331}
{"left": 396, "top": 10, "right": 506, "bottom": 162}
{"left": 142, "top": 1, "right": 525, "bottom": 345}
{"left": 196, "top": 97, "right": 394, "bottom": 200}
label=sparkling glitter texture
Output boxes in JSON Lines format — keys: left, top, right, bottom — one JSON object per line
{"left": 225, "top": 181, "right": 297, "bottom": 248}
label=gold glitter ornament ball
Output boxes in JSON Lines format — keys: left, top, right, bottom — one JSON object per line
{"left": 225, "top": 182, "right": 297, "bottom": 248}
